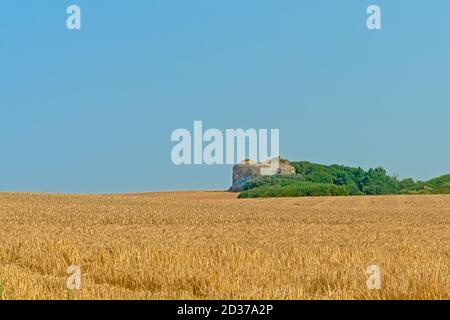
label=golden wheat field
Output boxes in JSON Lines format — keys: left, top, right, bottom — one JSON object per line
{"left": 0, "top": 192, "right": 448, "bottom": 300}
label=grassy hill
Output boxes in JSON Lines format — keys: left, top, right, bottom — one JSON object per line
{"left": 238, "top": 161, "right": 450, "bottom": 198}
{"left": 401, "top": 174, "right": 450, "bottom": 194}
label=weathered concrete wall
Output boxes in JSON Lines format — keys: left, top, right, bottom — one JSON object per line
{"left": 230, "top": 157, "right": 295, "bottom": 192}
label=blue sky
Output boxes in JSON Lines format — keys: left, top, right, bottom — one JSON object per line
{"left": 0, "top": 0, "right": 449, "bottom": 193}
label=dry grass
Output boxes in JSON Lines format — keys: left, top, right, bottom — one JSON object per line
{"left": 0, "top": 192, "right": 448, "bottom": 300}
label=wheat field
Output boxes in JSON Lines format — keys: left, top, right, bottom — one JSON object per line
{"left": 0, "top": 192, "right": 448, "bottom": 300}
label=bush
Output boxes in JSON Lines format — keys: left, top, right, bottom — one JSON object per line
{"left": 402, "top": 174, "right": 450, "bottom": 194}
{"left": 240, "top": 174, "right": 305, "bottom": 191}
{"left": 238, "top": 181, "right": 348, "bottom": 198}
{"left": 238, "top": 161, "right": 449, "bottom": 198}
{"left": 291, "top": 161, "right": 401, "bottom": 195}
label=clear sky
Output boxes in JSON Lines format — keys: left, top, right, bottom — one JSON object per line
{"left": 0, "top": 0, "right": 449, "bottom": 193}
